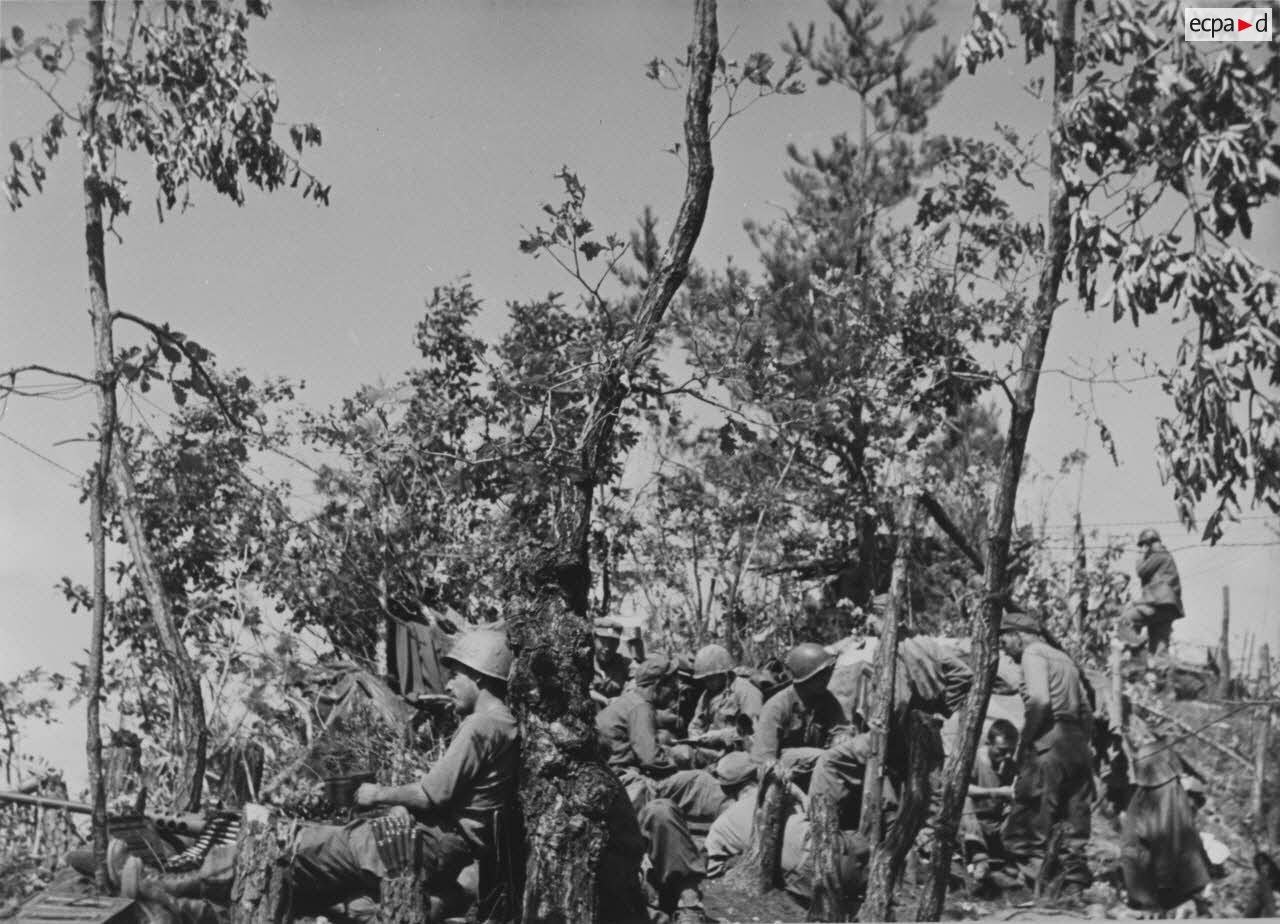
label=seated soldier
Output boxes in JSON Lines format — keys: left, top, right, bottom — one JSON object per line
{"left": 685, "top": 643, "right": 764, "bottom": 755}
{"left": 705, "top": 752, "right": 870, "bottom": 903}
{"left": 597, "top": 653, "right": 714, "bottom": 923}
{"left": 961, "top": 719, "right": 1018, "bottom": 888}
{"left": 752, "top": 643, "right": 867, "bottom": 829}
{"left": 592, "top": 618, "right": 632, "bottom": 708}
{"left": 109, "top": 628, "right": 519, "bottom": 918}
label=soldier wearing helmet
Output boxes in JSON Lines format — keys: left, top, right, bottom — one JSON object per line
{"left": 592, "top": 618, "right": 633, "bottom": 707}
{"left": 1120, "top": 527, "right": 1185, "bottom": 662}
{"left": 685, "top": 644, "right": 763, "bottom": 752}
{"left": 117, "top": 628, "right": 520, "bottom": 913}
{"left": 750, "top": 643, "right": 857, "bottom": 769}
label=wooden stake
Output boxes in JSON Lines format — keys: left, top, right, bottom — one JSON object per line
{"left": 1252, "top": 644, "right": 1271, "bottom": 838}
{"left": 1217, "top": 588, "right": 1231, "bottom": 698}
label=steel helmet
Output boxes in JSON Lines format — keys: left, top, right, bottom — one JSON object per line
{"left": 692, "top": 644, "right": 734, "bottom": 680}
{"left": 785, "top": 643, "right": 834, "bottom": 684}
{"left": 443, "top": 629, "right": 513, "bottom": 683}
{"left": 1137, "top": 527, "right": 1161, "bottom": 546}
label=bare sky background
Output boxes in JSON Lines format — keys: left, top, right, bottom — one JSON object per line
{"left": 2, "top": 0, "right": 1277, "bottom": 785}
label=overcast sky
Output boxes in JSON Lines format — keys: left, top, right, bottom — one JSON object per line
{"left": 2, "top": 0, "right": 1277, "bottom": 784}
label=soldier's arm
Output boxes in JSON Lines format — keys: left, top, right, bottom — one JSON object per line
{"left": 1019, "top": 652, "right": 1054, "bottom": 756}
{"left": 630, "top": 701, "right": 678, "bottom": 773}
{"left": 750, "top": 696, "right": 783, "bottom": 762}
{"left": 358, "top": 716, "right": 485, "bottom": 812}
{"left": 738, "top": 679, "right": 764, "bottom": 724}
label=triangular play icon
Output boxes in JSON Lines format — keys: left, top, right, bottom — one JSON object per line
{"left": 1238, "top": 18, "right": 1252, "bottom": 29}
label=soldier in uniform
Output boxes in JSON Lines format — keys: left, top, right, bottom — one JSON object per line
{"left": 592, "top": 618, "right": 633, "bottom": 707}
{"left": 685, "top": 643, "right": 763, "bottom": 753}
{"left": 999, "top": 610, "right": 1095, "bottom": 892}
{"left": 1120, "top": 528, "right": 1185, "bottom": 661}
{"left": 110, "top": 628, "right": 519, "bottom": 915}
{"left": 596, "top": 654, "right": 714, "bottom": 923}
{"left": 961, "top": 718, "right": 1019, "bottom": 888}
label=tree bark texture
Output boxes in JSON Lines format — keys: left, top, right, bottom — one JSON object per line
{"left": 83, "top": 3, "right": 112, "bottom": 890}
{"left": 858, "top": 498, "right": 916, "bottom": 849}
{"left": 82, "top": 0, "right": 207, "bottom": 814}
{"left": 859, "top": 711, "right": 943, "bottom": 922}
{"left": 914, "top": 1, "right": 1079, "bottom": 918}
{"left": 228, "top": 810, "right": 293, "bottom": 924}
{"left": 807, "top": 792, "right": 853, "bottom": 922}
{"left": 505, "top": 4, "right": 717, "bottom": 921}
{"left": 723, "top": 765, "right": 790, "bottom": 896}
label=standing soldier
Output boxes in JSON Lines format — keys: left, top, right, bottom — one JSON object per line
{"left": 592, "top": 618, "right": 632, "bottom": 708}
{"left": 1120, "top": 528, "right": 1185, "bottom": 662}
{"left": 999, "top": 610, "right": 1095, "bottom": 893}
{"left": 686, "top": 643, "right": 764, "bottom": 751}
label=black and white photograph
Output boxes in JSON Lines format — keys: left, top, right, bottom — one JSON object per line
{"left": 2, "top": 1, "right": 1279, "bottom": 920}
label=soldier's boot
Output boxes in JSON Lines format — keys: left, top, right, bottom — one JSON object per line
{"left": 119, "top": 843, "right": 236, "bottom": 904}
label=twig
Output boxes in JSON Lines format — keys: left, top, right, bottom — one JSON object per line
{"left": 1131, "top": 699, "right": 1253, "bottom": 769}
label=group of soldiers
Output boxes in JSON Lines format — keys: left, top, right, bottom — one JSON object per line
{"left": 92, "top": 530, "right": 1207, "bottom": 921}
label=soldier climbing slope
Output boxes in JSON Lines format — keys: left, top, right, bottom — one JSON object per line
{"left": 1120, "top": 528, "right": 1185, "bottom": 663}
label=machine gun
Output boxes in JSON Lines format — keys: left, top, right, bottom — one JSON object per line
{"left": 0, "top": 790, "right": 210, "bottom": 836}
{"left": 1, "top": 790, "right": 241, "bottom": 872}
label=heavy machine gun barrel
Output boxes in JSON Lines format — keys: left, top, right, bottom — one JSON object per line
{"left": 0, "top": 790, "right": 209, "bottom": 835}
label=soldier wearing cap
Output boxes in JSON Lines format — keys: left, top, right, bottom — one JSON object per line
{"left": 111, "top": 628, "right": 520, "bottom": 913}
{"left": 1120, "top": 528, "right": 1185, "bottom": 660}
{"left": 592, "top": 618, "right": 633, "bottom": 707}
{"left": 596, "top": 653, "right": 715, "bottom": 922}
{"left": 686, "top": 643, "right": 764, "bottom": 751}
{"left": 597, "top": 653, "right": 695, "bottom": 806}
{"left": 999, "top": 609, "right": 1095, "bottom": 892}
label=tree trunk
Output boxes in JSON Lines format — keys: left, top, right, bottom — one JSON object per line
{"left": 82, "top": 0, "right": 207, "bottom": 813}
{"left": 724, "top": 765, "right": 790, "bottom": 896}
{"left": 914, "top": 1, "right": 1079, "bottom": 918}
{"left": 228, "top": 808, "right": 293, "bottom": 924}
{"left": 507, "top": 4, "right": 717, "bottom": 921}
{"left": 858, "top": 498, "right": 915, "bottom": 848}
{"left": 851, "top": 498, "right": 916, "bottom": 921}
{"left": 859, "top": 711, "right": 942, "bottom": 922}
{"left": 83, "top": 4, "right": 112, "bottom": 890}
{"left": 87, "top": 398, "right": 110, "bottom": 888}
{"left": 808, "top": 792, "right": 852, "bottom": 922}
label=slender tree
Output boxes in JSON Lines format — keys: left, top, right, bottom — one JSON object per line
{"left": 4, "top": 0, "right": 326, "bottom": 823}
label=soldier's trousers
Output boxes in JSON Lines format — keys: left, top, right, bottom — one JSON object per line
{"left": 290, "top": 817, "right": 472, "bottom": 907}
{"left": 638, "top": 798, "right": 707, "bottom": 911}
{"left": 806, "top": 738, "right": 869, "bottom": 830}
{"left": 1001, "top": 719, "right": 1093, "bottom": 886}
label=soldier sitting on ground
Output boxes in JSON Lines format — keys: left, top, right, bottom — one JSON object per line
{"left": 961, "top": 718, "right": 1019, "bottom": 890}
{"left": 683, "top": 643, "right": 764, "bottom": 758}
{"left": 108, "top": 628, "right": 519, "bottom": 920}
{"left": 596, "top": 653, "right": 716, "bottom": 923}
{"left": 592, "top": 618, "right": 633, "bottom": 708}
{"left": 704, "top": 751, "right": 871, "bottom": 905}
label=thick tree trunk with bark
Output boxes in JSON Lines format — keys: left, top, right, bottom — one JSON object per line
{"left": 914, "top": 2, "right": 1079, "bottom": 918}
{"left": 506, "top": 4, "right": 717, "bottom": 921}
{"left": 807, "top": 792, "right": 852, "bottom": 922}
{"left": 82, "top": 0, "right": 207, "bottom": 814}
{"left": 723, "top": 764, "right": 790, "bottom": 896}
{"left": 228, "top": 809, "right": 293, "bottom": 924}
